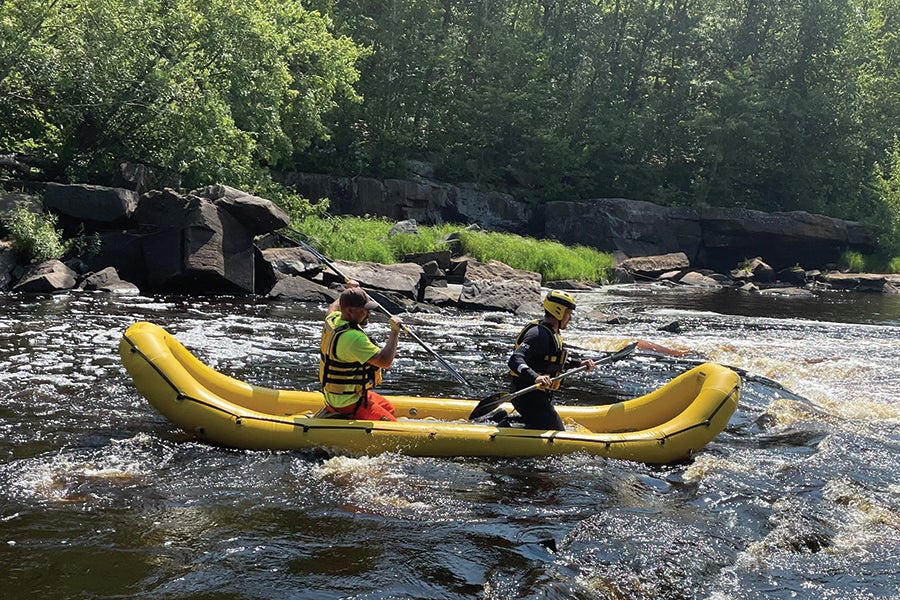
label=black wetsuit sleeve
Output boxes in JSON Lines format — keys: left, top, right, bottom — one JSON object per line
{"left": 507, "top": 325, "right": 549, "bottom": 385}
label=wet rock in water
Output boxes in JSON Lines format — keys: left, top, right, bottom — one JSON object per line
{"left": 658, "top": 321, "right": 683, "bottom": 333}
{"left": 678, "top": 271, "right": 722, "bottom": 288}
{"left": 758, "top": 287, "right": 815, "bottom": 299}
{"left": 12, "top": 259, "right": 77, "bottom": 293}
{"left": 80, "top": 267, "right": 140, "bottom": 294}
{"left": 268, "top": 276, "right": 334, "bottom": 302}
{"left": 619, "top": 252, "right": 691, "bottom": 279}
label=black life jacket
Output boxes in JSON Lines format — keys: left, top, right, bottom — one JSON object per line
{"left": 509, "top": 319, "right": 567, "bottom": 388}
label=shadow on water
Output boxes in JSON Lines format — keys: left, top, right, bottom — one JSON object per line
{"left": 1, "top": 289, "right": 899, "bottom": 599}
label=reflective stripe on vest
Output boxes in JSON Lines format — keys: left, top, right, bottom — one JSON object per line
{"left": 509, "top": 319, "right": 567, "bottom": 389}
{"left": 319, "top": 315, "right": 382, "bottom": 395}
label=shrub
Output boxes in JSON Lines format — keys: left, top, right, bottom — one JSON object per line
{"left": 3, "top": 207, "right": 69, "bottom": 263}
{"left": 839, "top": 250, "right": 866, "bottom": 273}
{"left": 888, "top": 256, "right": 900, "bottom": 274}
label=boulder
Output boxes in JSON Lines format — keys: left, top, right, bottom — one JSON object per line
{"left": 42, "top": 182, "right": 138, "bottom": 231}
{"left": 388, "top": 219, "right": 419, "bottom": 236}
{"left": 192, "top": 184, "right": 290, "bottom": 235}
{"left": 458, "top": 259, "right": 542, "bottom": 312}
{"left": 12, "top": 259, "right": 77, "bottom": 293}
{"left": 738, "top": 257, "right": 775, "bottom": 283}
{"left": 677, "top": 271, "right": 722, "bottom": 288}
{"left": 777, "top": 266, "right": 808, "bottom": 285}
{"left": 80, "top": 266, "right": 140, "bottom": 294}
{"left": 260, "top": 246, "right": 322, "bottom": 278}
{"left": 132, "top": 189, "right": 256, "bottom": 294}
{"left": 318, "top": 259, "right": 425, "bottom": 301}
{"left": 403, "top": 250, "right": 452, "bottom": 270}
{"left": 619, "top": 252, "right": 691, "bottom": 277}
{"left": 758, "top": 287, "right": 816, "bottom": 298}
{"left": 419, "top": 260, "right": 446, "bottom": 287}
{"left": 268, "top": 276, "right": 334, "bottom": 302}
{"left": 423, "top": 284, "right": 461, "bottom": 306}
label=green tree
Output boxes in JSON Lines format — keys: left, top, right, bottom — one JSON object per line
{"left": 873, "top": 136, "right": 900, "bottom": 255}
{"left": 0, "top": 0, "right": 364, "bottom": 189}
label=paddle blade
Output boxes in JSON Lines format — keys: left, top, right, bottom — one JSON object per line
{"left": 468, "top": 392, "right": 508, "bottom": 420}
{"left": 605, "top": 340, "right": 639, "bottom": 362}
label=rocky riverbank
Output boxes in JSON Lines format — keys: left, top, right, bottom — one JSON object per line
{"left": 1, "top": 180, "right": 897, "bottom": 316}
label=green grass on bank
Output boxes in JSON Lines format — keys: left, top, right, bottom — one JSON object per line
{"left": 290, "top": 216, "right": 614, "bottom": 283}
{"left": 839, "top": 250, "right": 900, "bottom": 274}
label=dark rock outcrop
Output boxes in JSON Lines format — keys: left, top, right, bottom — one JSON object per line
{"left": 193, "top": 184, "right": 290, "bottom": 235}
{"left": 281, "top": 171, "right": 876, "bottom": 273}
{"left": 43, "top": 182, "right": 138, "bottom": 233}
{"left": 546, "top": 199, "right": 877, "bottom": 272}
{"left": 77, "top": 185, "right": 289, "bottom": 295}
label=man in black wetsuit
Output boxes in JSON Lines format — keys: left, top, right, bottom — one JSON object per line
{"left": 505, "top": 290, "right": 595, "bottom": 430}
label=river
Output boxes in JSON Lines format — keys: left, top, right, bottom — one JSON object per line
{"left": 1, "top": 284, "right": 898, "bottom": 599}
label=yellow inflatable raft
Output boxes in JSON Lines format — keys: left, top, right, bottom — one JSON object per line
{"left": 119, "top": 321, "right": 741, "bottom": 464}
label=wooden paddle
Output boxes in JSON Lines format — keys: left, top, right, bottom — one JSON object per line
{"left": 468, "top": 341, "right": 639, "bottom": 420}
{"left": 293, "top": 236, "right": 474, "bottom": 388}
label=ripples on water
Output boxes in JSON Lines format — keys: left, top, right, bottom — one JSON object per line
{"left": 1, "top": 286, "right": 898, "bottom": 599}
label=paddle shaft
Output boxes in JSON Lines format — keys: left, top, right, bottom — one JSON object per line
{"left": 496, "top": 343, "right": 637, "bottom": 402}
{"left": 468, "top": 341, "right": 638, "bottom": 420}
{"left": 296, "top": 238, "right": 473, "bottom": 387}
{"left": 501, "top": 364, "right": 590, "bottom": 404}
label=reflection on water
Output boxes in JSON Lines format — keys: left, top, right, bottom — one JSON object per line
{"left": 1, "top": 288, "right": 898, "bottom": 599}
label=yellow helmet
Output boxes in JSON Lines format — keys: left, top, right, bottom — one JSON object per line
{"left": 543, "top": 290, "right": 576, "bottom": 320}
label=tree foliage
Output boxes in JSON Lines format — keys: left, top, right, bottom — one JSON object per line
{"left": 3, "top": 0, "right": 900, "bottom": 254}
{"left": 0, "top": 0, "right": 364, "bottom": 189}
{"left": 311, "top": 0, "right": 900, "bottom": 247}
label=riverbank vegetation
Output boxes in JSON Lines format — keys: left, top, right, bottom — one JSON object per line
{"left": 292, "top": 216, "right": 614, "bottom": 283}
{"left": 3, "top": 208, "right": 68, "bottom": 263}
{"left": 2, "top": 0, "right": 900, "bottom": 262}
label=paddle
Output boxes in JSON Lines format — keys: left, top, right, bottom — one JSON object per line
{"left": 468, "top": 341, "right": 639, "bottom": 420}
{"left": 293, "top": 236, "right": 474, "bottom": 388}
